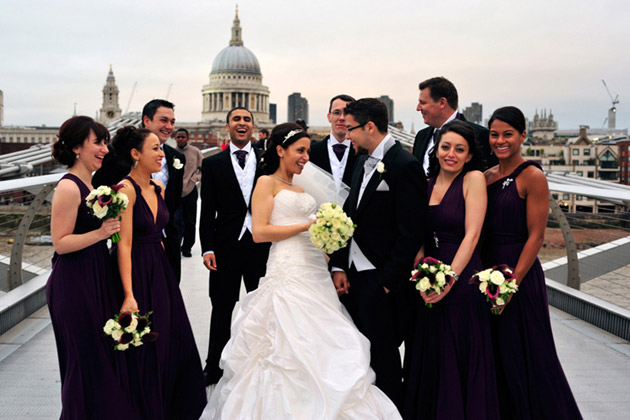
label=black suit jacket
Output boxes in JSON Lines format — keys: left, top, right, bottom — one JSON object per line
{"left": 412, "top": 113, "right": 497, "bottom": 170}
{"left": 331, "top": 141, "right": 427, "bottom": 292}
{"left": 162, "top": 144, "right": 185, "bottom": 218}
{"left": 309, "top": 136, "right": 357, "bottom": 187}
{"left": 199, "top": 147, "right": 266, "bottom": 255}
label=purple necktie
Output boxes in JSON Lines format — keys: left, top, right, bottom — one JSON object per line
{"left": 332, "top": 143, "right": 347, "bottom": 162}
{"left": 235, "top": 150, "right": 248, "bottom": 169}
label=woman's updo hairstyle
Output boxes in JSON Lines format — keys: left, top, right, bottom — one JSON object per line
{"left": 488, "top": 106, "right": 526, "bottom": 133}
{"left": 111, "top": 126, "right": 153, "bottom": 167}
{"left": 427, "top": 120, "right": 485, "bottom": 178}
{"left": 261, "top": 122, "right": 310, "bottom": 174}
{"left": 51, "top": 116, "right": 109, "bottom": 167}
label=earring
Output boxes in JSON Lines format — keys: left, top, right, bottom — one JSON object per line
{"left": 134, "top": 159, "right": 139, "bottom": 168}
{"left": 75, "top": 154, "right": 80, "bottom": 160}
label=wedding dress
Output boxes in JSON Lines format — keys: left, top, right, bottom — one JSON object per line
{"left": 205, "top": 189, "right": 401, "bottom": 419}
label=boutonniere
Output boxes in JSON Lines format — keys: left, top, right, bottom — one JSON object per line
{"left": 376, "top": 162, "right": 386, "bottom": 174}
{"left": 173, "top": 158, "right": 183, "bottom": 170}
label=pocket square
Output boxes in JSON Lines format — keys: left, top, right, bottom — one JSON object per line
{"left": 376, "top": 179, "right": 390, "bottom": 191}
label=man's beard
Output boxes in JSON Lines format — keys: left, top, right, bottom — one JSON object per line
{"left": 355, "top": 145, "right": 369, "bottom": 155}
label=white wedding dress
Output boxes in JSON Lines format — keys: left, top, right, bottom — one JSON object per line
{"left": 205, "top": 189, "right": 401, "bottom": 419}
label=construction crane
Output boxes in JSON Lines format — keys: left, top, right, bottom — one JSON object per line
{"left": 124, "top": 82, "right": 137, "bottom": 115}
{"left": 601, "top": 80, "right": 619, "bottom": 129}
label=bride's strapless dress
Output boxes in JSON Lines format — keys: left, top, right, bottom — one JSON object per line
{"left": 205, "top": 190, "right": 401, "bottom": 419}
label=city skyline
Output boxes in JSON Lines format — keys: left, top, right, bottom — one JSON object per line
{"left": 1, "top": 0, "right": 629, "bottom": 131}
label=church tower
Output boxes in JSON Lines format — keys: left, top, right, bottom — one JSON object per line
{"left": 98, "top": 65, "right": 122, "bottom": 125}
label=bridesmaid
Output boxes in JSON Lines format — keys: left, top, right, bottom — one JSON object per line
{"left": 484, "top": 106, "right": 582, "bottom": 419}
{"left": 404, "top": 121, "right": 499, "bottom": 420}
{"left": 47, "top": 116, "right": 141, "bottom": 419}
{"left": 112, "top": 126, "right": 206, "bottom": 419}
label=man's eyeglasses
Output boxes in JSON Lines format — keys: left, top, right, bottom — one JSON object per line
{"left": 347, "top": 122, "right": 367, "bottom": 132}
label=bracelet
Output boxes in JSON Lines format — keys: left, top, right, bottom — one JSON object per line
{"left": 451, "top": 273, "right": 459, "bottom": 282}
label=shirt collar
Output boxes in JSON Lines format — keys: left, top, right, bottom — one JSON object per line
{"left": 370, "top": 133, "right": 394, "bottom": 161}
{"left": 328, "top": 132, "right": 352, "bottom": 147}
{"left": 229, "top": 142, "right": 253, "bottom": 154}
{"left": 436, "top": 110, "right": 459, "bottom": 132}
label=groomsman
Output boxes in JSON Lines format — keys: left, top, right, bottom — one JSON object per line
{"left": 199, "top": 107, "right": 270, "bottom": 386}
{"left": 331, "top": 98, "right": 427, "bottom": 409}
{"left": 143, "top": 99, "right": 186, "bottom": 282}
{"left": 309, "top": 94, "right": 357, "bottom": 187}
{"left": 413, "top": 77, "right": 496, "bottom": 173}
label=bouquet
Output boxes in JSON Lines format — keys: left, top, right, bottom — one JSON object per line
{"left": 103, "top": 311, "right": 158, "bottom": 351}
{"left": 410, "top": 256, "right": 458, "bottom": 308}
{"left": 469, "top": 264, "right": 518, "bottom": 314}
{"left": 85, "top": 184, "right": 129, "bottom": 242}
{"left": 308, "top": 202, "right": 355, "bottom": 254}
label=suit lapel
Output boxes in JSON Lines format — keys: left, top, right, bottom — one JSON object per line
{"left": 355, "top": 143, "right": 401, "bottom": 217}
{"left": 346, "top": 155, "right": 366, "bottom": 216}
{"left": 314, "top": 137, "right": 332, "bottom": 173}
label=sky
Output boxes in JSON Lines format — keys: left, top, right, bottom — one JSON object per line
{"left": 2, "top": 0, "right": 629, "bottom": 132}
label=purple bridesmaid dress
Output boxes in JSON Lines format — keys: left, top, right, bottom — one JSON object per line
{"left": 47, "top": 173, "right": 141, "bottom": 419}
{"left": 404, "top": 172, "right": 499, "bottom": 420}
{"left": 121, "top": 176, "right": 206, "bottom": 419}
{"left": 485, "top": 161, "right": 582, "bottom": 419}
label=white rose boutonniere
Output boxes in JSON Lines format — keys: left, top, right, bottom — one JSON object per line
{"left": 173, "top": 158, "right": 183, "bottom": 170}
{"left": 376, "top": 161, "right": 386, "bottom": 174}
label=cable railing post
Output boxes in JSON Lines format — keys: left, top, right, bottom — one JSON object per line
{"left": 548, "top": 194, "right": 581, "bottom": 290}
{"left": 8, "top": 183, "right": 55, "bottom": 290}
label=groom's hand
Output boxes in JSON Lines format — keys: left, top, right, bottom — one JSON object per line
{"left": 332, "top": 271, "right": 350, "bottom": 295}
{"left": 203, "top": 253, "right": 217, "bottom": 271}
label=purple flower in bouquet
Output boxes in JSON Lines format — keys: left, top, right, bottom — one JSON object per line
{"left": 469, "top": 265, "right": 518, "bottom": 314}
{"left": 85, "top": 184, "right": 129, "bottom": 243}
{"left": 102, "top": 311, "right": 157, "bottom": 351}
{"left": 409, "top": 256, "right": 457, "bottom": 308}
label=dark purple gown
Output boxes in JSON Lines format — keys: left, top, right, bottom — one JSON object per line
{"left": 485, "top": 161, "right": 582, "bottom": 420}
{"left": 404, "top": 172, "right": 499, "bottom": 420}
{"left": 122, "top": 176, "right": 206, "bottom": 419}
{"left": 47, "top": 173, "right": 141, "bottom": 420}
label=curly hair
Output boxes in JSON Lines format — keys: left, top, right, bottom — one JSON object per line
{"left": 427, "top": 120, "right": 485, "bottom": 178}
{"left": 261, "top": 123, "right": 310, "bottom": 174}
{"left": 51, "top": 116, "right": 109, "bottom": 167}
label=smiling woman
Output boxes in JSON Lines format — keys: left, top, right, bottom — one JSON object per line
{"left": 46, "top": 116, "right": 141, "bottom": 418}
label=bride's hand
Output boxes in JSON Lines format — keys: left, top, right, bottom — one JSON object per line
{"left": 120, "top": 295, "right": 139, "bottom": 313}
{"left": 303, "top": 214, "right": 317, "bottom": 232}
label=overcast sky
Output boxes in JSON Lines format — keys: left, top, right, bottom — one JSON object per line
{"left": 2, "top": 0, "right": 629, "bottom": 132}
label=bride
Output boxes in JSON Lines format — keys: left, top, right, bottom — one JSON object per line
{"left": 205, "top": 123, "right": 401, "bottom": 419}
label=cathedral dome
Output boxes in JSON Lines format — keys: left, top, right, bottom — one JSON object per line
{"left": 211, "top": 45, "right": 261, "bottom": 76}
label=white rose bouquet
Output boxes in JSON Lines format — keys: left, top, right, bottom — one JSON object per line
{"left": 308, "top": 202, "right": 355, "bottom": 254}
{"left": 410, "top": 256, "right": 458, "bottom": 308}
{"left": 469, "top": 264, "right": 518, "bottom": 314}
{"left": 85, "top": 184, "right": 129, "bottom": 242}
{"left": 103, "top": 311, "right": 158, "bottom": 351}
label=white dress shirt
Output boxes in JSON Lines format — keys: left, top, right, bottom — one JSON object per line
{"left": 152, "top": 145, "right": 169, "bottom": 188}
{"left": 326, "top": 133, "right": 352, "bottom": 189}
{"left": 423, "top": 110, "right": 458, "bottom": 174}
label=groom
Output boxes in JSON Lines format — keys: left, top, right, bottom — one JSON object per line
{"left": 331, "top": 98, "right": 427, "bottom": 408}
{"left": 199, "top": 107, "right": 270, "bottom": 386}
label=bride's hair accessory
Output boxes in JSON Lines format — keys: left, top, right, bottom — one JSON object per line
{"left": 282, "top": 129, "right": 303, "bottom": 145}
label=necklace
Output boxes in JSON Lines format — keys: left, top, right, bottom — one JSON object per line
{"left": 271, "top": 174, "right": 293, "bottom": 186}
